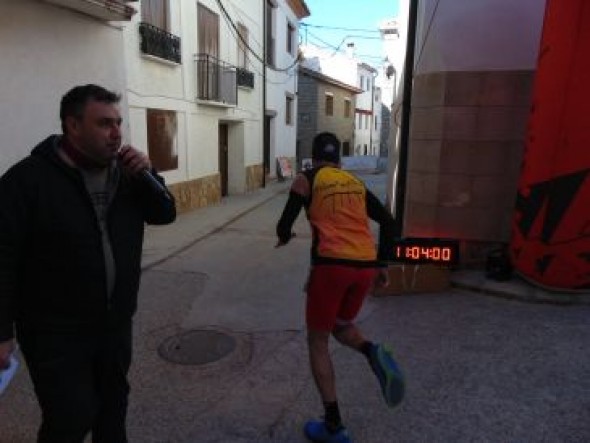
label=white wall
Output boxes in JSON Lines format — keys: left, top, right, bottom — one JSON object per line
{"left": 0, "top": 1, "right": 128, "bottom": 174}
{"left": 266, "top": 0, "right": 301, "bottom": 164}
{"left": 415, "top": 0, "right": 546, "bottom": 74}
{"left": 123, "top": 0, "right": 264, "bottom": 190}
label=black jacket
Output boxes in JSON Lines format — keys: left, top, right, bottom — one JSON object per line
{"left": 0, "top": 136, "right": 176, "bottom": 340}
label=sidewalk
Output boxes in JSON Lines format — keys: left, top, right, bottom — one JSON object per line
{"left": 144, "top": 179, "right": 590, "bottom": 305}
{"left": 142, "top": 179, "right": 291, "bottom": 270}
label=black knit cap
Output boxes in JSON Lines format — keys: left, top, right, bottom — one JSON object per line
{"left": 312, "top": 132, "right": 340, "bottom": 164}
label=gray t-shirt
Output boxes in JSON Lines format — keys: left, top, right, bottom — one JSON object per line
{"left": 80, "top": 167, "right": 116, "bottom": 299}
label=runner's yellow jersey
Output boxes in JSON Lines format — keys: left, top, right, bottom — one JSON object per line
{"left": 308, "top": 167, "right": 376, "bottom": 262}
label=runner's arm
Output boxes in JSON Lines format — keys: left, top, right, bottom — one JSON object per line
{"left": 366, "top": 190, "right": 396, "bottom": 264}
{"left": 276, "top": 174, "right": 308, "bottom": 245}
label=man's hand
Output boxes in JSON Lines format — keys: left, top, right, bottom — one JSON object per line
{"left": 118, "top": 145, "right": 151, "bottom": 175}
{"left": 275, "top": 232, "right": 296, "bottom": 248}
{"left": 0, "top": 339, "right": 15, "bottom": 370}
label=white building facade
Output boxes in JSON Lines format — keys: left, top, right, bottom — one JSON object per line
{"left": 354, "top": 63, "right": 380, "bottom": 156}
{"left": 123, "top": 0, "right": 267, "bottom": 212}
{"left": 0, "top": 0, "right": 136, "bottom": 174}
{"left": 264, "top": 0, "right": 310, "bottom": 178}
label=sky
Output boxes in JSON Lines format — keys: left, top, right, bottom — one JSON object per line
{"left": 300, "top": 0, "right": 400, "bottom": 68}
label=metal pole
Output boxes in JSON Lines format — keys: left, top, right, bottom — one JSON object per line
{"left": 262, "top": 0, "right": 267, "bottom": 188}
{"left": 392, "top": 0, "right": 419, "bottom": 237}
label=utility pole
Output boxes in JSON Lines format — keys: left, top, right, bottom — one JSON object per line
{"left": 392, "top": 0, "right": 419, "bottom": 237}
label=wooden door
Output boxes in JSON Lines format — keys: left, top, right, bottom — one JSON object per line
{"left": 219, "top": 124, "right": 228, "bottom": 197}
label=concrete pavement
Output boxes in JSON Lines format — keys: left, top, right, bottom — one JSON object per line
{"left": 1, "top": 175, "right": 589, "bottom": 442}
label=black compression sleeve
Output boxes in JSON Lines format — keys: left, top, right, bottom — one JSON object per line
{"left": 366, "top": 190, "right": 396, "bottom": 263}
{"left": 276, "top": 191, "right": 306, "bottom": 244}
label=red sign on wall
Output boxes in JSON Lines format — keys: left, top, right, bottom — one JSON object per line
{"left": 511, "top": 0, "right": 590, "bottom": 291}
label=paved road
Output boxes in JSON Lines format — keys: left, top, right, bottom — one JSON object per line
{"left": 1, "top": 179, "right": 589, "bottom": 443}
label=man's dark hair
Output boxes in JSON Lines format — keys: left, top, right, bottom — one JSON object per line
{"left": 312, "top": 132, "right": 341, "bottom": 164}
{"left": 60, "top": 84, "right": 121, "bottom": 134}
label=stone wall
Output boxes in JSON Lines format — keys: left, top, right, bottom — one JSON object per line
{"left": 405, "top": 70, "right": 535, "bottom": 264}
{"left": 297, "top": 71, "right": 319, "bottom": 161}
{"left": 246, "top": 164, "right": 264, "bottom": 192}
{"left": 168, "top": 174, "right": 221, "bottom": 214}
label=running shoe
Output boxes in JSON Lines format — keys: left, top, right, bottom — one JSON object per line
{"left": 303, "top": 420, "right": 351, "bottom": 443}
{"left": 369, "top": 343, "right": 405, "bottom": 408}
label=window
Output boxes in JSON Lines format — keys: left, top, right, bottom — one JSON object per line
{"left": 325, "top": 94, "right": 334, "bottom": 116}
{"left": 357, "top": 114, "right": 361, "bottom": 129}
{"left": 286, "top": 94, "right": 294, "bottom": 125}
{"left": 365, "top": 115, "right": 369, "bottom": 129}
{"left": 147, "top": 109, "right": 178, "bottom": 172}
{"left": 142, "top": 0, "right": 169, "bottom": 30}
{"left": 197, "top": 3, "right": 220, "bottom": 99}
{"left": 287, "top": 21, "right": 296, "bottom": 55}
{"left": 266, "top": 0, "right": 275, "bottom": 66}
{"left": 198, "top": 4, "right": 219, "bottom": 58}
{"left": 375, "top": 115, "right": 378, "bottom": 130}
{"left": 360, "top": 76, "right": 364, "bottom": 90}
{"left": 237, "top": 23, "right": 248, "bottom": 69}
{"left": 366, "top": 78, "right": 371, "bottom": 91}
{"left": 344, "top": 98, "right": 351, "bottom": 118}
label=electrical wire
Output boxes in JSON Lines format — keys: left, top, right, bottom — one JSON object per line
{"left": 212, "top": 0, "right": 299, "bottom": 85}
{"left": 300, "top": 23, "right": 381, "bottom": 34}
{"left": 218, "top": 1, "right": 264, "bottom": 52}
{"left": 214, "top": 0, "right": 300, "bottom": 73}
{"left": 218, "top": 3, "right": 298, "bottom": 85}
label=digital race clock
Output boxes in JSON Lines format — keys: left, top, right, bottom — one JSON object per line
{"left": 391, "top": 238, "right": 460, "bottom": 265}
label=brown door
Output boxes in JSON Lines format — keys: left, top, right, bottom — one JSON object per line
{"left": 264, "top": 116, "right": 271, "bottom": 175}
{"left": 219, "top": 124, "right": 229, "bottom": 197}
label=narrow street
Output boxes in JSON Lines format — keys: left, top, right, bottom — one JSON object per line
{"left": 1, "top": 174, "right": 589, "bottom": 443}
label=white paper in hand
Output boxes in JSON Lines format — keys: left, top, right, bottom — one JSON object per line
{"left": 0, "top": 354, "right": 19, "bottom": 396}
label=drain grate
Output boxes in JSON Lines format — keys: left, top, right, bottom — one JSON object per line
{"left": 158, "top": 329, "right": 237, "bottom": 365}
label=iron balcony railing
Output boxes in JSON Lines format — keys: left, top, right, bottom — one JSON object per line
{"left": 236, "top": 67, "right": 255, "bottom": 89}
{"left": 194, "top": 54, "right": 237, "bottom": 105}
{"left": 139, "top": 22, "right": 181, "bottom": 64}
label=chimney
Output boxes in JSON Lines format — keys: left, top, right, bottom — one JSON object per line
{"left": 345, "top": 42, "right": 355, "bottom": 59}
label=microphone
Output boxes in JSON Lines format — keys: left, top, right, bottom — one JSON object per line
{"left": 117, "top": 146, "right": 172, "bottom": 201}
{"left": 140, "top": 169, "right": 173, "bottom": 201}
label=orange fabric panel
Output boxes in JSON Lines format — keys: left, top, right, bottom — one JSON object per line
{"left": 511, "top": 0, "right": 590, "bottom": 290}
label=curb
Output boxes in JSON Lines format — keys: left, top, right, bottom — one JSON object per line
{"left": 142, "top": 184, "right": 289, "bottom": 271}
{"left": 451, "top": 278, "right": 590, "bottom": 306}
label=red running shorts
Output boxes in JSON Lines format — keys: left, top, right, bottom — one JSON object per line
{"left": 306, "top": 264, "right": 377, "bottom": 332}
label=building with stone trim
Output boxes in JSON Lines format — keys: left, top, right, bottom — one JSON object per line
{"left": 123, "top": 0, "right": 266, "bottom": 213}
{"left": 296, "top": 67, "right": 362, "bottom": 164}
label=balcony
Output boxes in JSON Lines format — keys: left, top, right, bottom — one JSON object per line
{"left": 42, "top": 0, "right": 136, "bottom": 21}
{"left": 237, "top": 67, "right": 255, "bottom": 89}
{"left": 139, "top": 22, "right": 181, "bottom": 64}
{"left": 194, "top": 54, "right": 237, "bottom": 106}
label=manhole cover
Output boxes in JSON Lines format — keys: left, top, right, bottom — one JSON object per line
{"left": 158, "top": 329, "right": 237, "bottom": 365}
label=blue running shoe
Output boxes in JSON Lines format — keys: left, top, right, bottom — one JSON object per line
{"left": 369, "top": 344, "right": 405, "bottom": 408}
{"left": 304, "top": 420, "right": 351, "bottom": 443}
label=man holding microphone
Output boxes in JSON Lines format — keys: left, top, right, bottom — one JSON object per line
{"left": 0, "top": 84, "right": 176, "bottom": 442}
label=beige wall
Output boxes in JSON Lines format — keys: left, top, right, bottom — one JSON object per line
{"left": 396, "top": 0, "right": 547, "bottom": 264}
{"left": 316, "top": 84, "right": 356, "bottom": 150}
{"left": 405, "top": 70, "right": 534, "bottom": 260}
